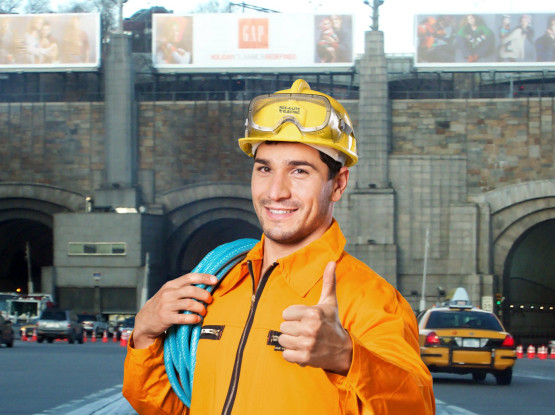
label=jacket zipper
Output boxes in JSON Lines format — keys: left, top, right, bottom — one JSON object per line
{"left": 221, "top": 260, "right": 278, "bottom": 415}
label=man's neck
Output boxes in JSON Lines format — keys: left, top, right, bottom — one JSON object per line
{"left": 261, "top": 225, "right": 331, "bottom": 274}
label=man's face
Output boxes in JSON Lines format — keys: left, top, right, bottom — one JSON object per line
{"left": 251, "top": 142, "right": 347, "bottom": 249}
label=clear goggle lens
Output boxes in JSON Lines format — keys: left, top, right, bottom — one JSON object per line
{"left": 245, "top": 93, "right": 352, "bottom": 138}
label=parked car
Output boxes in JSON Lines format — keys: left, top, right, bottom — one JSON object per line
{"left": 0, "top": 314, "right": 14, "bottom": 347}
{"left": 78, "top": 313, "right": 110, "bottom": 338}
{"left": 418, "top": 287, "right": 516, "bottom": 385}
{"left": 36, "top": 309, "right": 84, "bottom": 344}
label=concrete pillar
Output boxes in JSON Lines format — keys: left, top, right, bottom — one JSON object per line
{"left": 341, "top": 29, "right": 398, "bottom": 286}
{"left": 97, "top": 33, "right": 138, "bottom": 209}
{"left": 357, "top": 30, "right": 389, "bottom": 189}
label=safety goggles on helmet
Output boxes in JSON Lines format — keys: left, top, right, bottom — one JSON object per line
{"left": 244, "top": 93, "right": 353, "bottom": 142}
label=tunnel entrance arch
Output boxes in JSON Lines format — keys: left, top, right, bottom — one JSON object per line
{"left": 178, "top": 218, "right": 261, "bottom": 275}
{"left": 161, "top": 183, "right": 261, "bottom": 280}
{"left": 502, "top": 220, "right": 555, "bottom": 346}
{"left": 0, "top": 184, "right": 85, "bottom": 293}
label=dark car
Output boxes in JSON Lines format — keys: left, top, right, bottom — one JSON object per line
{"left": 0, "top": 314, "right": 14, "bottom": 347}
{"left": 78, "top": 313, "right": 110, "bottom": 338}
{"left": 36, "top": 309, "right": 84, "bottom": 344}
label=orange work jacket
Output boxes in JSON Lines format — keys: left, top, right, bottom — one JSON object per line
{"left": 123, "top": 220, "right": 435, "bottom": 414}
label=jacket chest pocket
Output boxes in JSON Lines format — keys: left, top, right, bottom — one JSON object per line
{"left": 200, "top": 325, "right": 225, "bottom": 340}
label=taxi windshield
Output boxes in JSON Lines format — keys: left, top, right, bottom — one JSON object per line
{"left": 426, "top": 310, "right": 503, "bottom": 331}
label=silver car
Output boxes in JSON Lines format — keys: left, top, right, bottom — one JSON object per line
{"left": 36, "top": 309, "right": 84, "bottom": 344}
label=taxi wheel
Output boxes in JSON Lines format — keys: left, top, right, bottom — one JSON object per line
{"left": 494, "top": 368, "right": 512, "bottom": 385}
{"left": 472, "top": 372, "right": 486, "bottom": 382}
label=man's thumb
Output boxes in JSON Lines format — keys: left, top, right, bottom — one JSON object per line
{"left": 318, "top": 261, "right": 338, "bottom": 306}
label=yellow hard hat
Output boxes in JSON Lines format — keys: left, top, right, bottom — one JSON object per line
{"left": 238, "top": 79, "right": 358, "bottom": 166}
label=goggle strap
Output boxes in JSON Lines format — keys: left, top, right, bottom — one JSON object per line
{"left": 340, "top": 119, "right": 353, "bottom": 137}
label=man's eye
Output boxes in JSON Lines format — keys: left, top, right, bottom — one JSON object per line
{"left": 293, "top": 168, "right": 308, "bottom": 175}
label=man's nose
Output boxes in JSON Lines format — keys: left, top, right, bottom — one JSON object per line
{"left": 267, "top": 172, "right": 291, "bottom": 200}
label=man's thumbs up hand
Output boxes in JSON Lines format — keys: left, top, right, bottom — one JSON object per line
{"left": 318, "top": 261, "right": 339, "bottom": 307}
{"left": 279, "top": 262, "right": 353, "bottom": 375}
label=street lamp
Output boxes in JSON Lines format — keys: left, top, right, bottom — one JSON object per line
{"left": 363, "top": 0, "right": 385, "bottom": 31}
{"left": 117, "top": 0, "right": 128, "bottom": 34}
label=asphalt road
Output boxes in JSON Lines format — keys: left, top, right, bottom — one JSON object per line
{"left": 0, "top": 339, "right": 129, "bottom": 415}
{"left": 1, "top": 339, "right": 554, "bottom": 414}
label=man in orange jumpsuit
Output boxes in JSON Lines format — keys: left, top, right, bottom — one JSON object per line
{"left": 123, "top": 79, "right": 436, "bottom": 414}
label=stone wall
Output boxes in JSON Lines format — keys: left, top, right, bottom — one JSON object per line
{"left": 391, "top": 98, "right": 555, "bottom": 193}
{"left": 0, "top": 102, "right": 105, "bottom": 195}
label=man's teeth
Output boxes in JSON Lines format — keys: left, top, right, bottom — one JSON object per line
{"left": 269, "top": 209, "right": 293, "bottom": 214}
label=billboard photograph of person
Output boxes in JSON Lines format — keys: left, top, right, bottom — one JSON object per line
{"left": 154, "top": 15, "right": 193, "bottom": 66}
{"left": 497, "top": 14, "right": 536, "bottom": 62}
{"left": 535, "top": 16, "right": 555, "bottom": 62}
{"left": 416, "top": 15, "right": 457, "bottom": 63}
{"left": 0, "top": 13, "right": 99, "bottom": 70}
{"left": 415, "top": 12, "right": 555, "bottom": 68}
{"left": 0, "top": 17, "right": 15, "bottom": 64}
{"left": 455, "top": 14, "right": 495, "bottom": 63}
{"left": 314, "top": 14, "right": 352, "bottom": 64}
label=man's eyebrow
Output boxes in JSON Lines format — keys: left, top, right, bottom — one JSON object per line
{"left": 254, "top": 158, "right": 269, "bottom": 165}
{"left": 254, "top": 158, "right": 317, "bottom": 170}
{"left": 287, "top": 160, "right": 318, "bottom": 170}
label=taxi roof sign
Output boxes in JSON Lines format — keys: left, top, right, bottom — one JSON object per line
{"left": 448, "top": 287, "right": 473, "bottom": 309}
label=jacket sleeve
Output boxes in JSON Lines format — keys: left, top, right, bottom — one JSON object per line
{"left": 122, "top": 333, "right": 188, "bottom": 415}
{"left": 328, "top": 282, "right": 436, "bottom": 415}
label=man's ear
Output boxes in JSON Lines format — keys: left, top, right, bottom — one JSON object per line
{"left": 331, "top": 167, "right": 349, "bottom": 202}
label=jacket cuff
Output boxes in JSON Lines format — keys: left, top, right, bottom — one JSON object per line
{"left": 326, "top": 330, "right": 359, "bottom": 390}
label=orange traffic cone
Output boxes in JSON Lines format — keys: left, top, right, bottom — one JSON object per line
{"left": 113, "top": 332, "right": 118, "bottom": 343}
{"left": 538, "top": 345, "right": 548, "bottom": 360}
{"left": 31, "top": 328, "right": 37, "bottom": 342}
{"left": 550, "top": 347, "right": 555, "bottom": 359}
{"left": 21, "top": 330, "right": 28, "bottom": 342}
{"left": 516, "top": 345, "right": 523, "bottom": 358}
{"left": 91, "top": 331, "right": 96, "bottom": 342}
{"left": 527, "top": 344, "right": 536, "bottom": 359}
{"left": 120, "top": 332, "right": 128, "bottom": 347}
{"left": 83, "top": 331, "right": 87, "bottom": 343}
{"left": 102, "top": 330, "right": 108, "bottom": 343}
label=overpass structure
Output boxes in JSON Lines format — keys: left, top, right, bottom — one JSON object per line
{"left": 0, "top": 29, "right": 553, "bottom": 345}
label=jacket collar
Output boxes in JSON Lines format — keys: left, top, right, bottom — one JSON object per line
{"left": 219, "top": 220, "right": 346, "bottom": 298}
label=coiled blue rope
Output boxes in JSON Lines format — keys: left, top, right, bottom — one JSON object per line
{"left": 164, "top": 238, "right": 258, "bottom": 407}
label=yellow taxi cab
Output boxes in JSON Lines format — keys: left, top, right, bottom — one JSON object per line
{"left": 417, "top": 287, "right": 516, "bottom": 385}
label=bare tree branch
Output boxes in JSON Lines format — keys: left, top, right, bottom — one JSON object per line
{"left": 24, "top": 0, "right": 52, "bottom": 14}
{"left": 0, "top": 0, "right": 24, "bottom": 14}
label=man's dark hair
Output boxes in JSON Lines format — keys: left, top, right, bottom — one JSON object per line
{"left": 319, "top": 151, "right": 342, "bottom": 180}
{"left": 256, "top": 141, "right": 343, "bottom": 180}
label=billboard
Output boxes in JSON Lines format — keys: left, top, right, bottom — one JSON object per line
{"left": 414, "top": 13, "right": 555, "bottom": 70}
{"left": 0, "top": 13, "right": 100, "bottom": 71}
{"left": 152, "top": 13, "right": 354, "bottom": 72}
